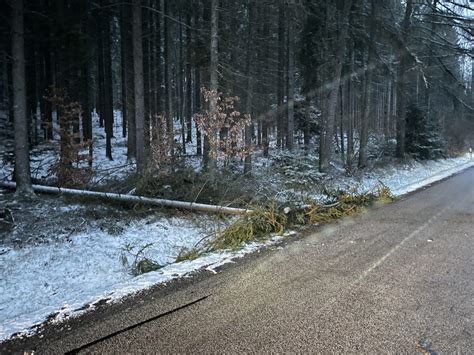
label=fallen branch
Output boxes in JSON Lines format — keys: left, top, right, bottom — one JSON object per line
{"left": 291, "top": 201, "right": 341, "bottom": 212}
{"left": 0, "top": 181, "right": 252, "bottom": 215}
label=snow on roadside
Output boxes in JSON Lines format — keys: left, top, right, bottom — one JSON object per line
{"left": 334, "top": 154, "right": 474, "bottom": 197}
{"left": 0, "top": 155, "right": 473, "bottom": 342}
{"left": 0, "top": 212, "right": 283, "bottom": 341}
{"left": 383, "top": 155, "right": 474, "bottom": 196}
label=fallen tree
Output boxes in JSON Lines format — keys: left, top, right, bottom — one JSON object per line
{"left": 0, "top": 181, "right": 252, "bottom": 215}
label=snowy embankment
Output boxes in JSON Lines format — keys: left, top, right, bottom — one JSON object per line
{"left": 351, "top": 154, "right": 474, "bottom": 196}
{"left": 0, "top": 155, "right": 472, "bottom": 341}
{"left": 0, "top": 211, "right": 284, "bottom": 341}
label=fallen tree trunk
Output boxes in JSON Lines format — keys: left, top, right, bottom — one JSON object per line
{"left": 0, "top": 181, "right": 252, "bottom": 215}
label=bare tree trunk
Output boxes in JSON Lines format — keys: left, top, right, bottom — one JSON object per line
{"left": 244, "top": 0, "right": 253, "bottom": 175}
{"left": 396, "top": 0, "right": 413, "bottom": 159}
{"left": 346, "top": 51, "right": 355, "bottom": 170}
{"left": 179, "top": 12, "right": 186, "bottom": 155}
{"left": 339, "top": 84, "right": 345, "bottom": 160}
{"left": 185, "top": 7, "right": 193, "bottom": 143}
{"left": 319, "top": 0, "right": 352, "bottom": 172}
{"left": 1, "top": 181, "right": 251, "bottom": 216}
{"left": 121, "top": 1, "right": 136, "bottom": 159}
{"left": 193, "top": 1, "right": 202, "bottom": 156}
{"left": 81, "top": 1, "right": 93, "bottom": 167}
{"left": 205, "top": 0, "right": 219, "bottom": 171}
{"left": 286, "top": 4, "right": 295, "bottom": 151}
{"left": 164, "top": 0, "right": 174, "bottom": 160}
{"left": 358, "top": 0, "right": 376, "bottom": 168}
{"left": 304, "top": 96, "right": 311, "bottom": 153}
{"left": 103, "top": 13, "right": 114, "bottom": 160}
{"left": 276, "top": 2, "right": 285, "bottom": 149}
{"left": 11, "top": 0, "right": 33, "bottom": 196}
{"left": 261, "top": 5, "right": 270, "bottom": 157}
{"left": 385, "top": 77, "right": 392, "bottom": 141}
{"left": 132, "top": 0, "right": 146, "bottom": 169}
{"left": 81, "top": 3, "right": 92, "bottom": 143}
{"left": 209, "top": 0, "right": 219, "bottom": 138}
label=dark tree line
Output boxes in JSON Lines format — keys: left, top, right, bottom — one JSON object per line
{"left": 1, "top": 0, "right": 473, "bottom": 194}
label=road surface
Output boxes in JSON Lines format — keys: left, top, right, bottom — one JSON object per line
{"left": 2, "top": 167, "right": 473, "bottom": 354}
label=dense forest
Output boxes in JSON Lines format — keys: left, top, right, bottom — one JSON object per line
{"left": 0, "top": 0, "right": 473, "bottom": 197}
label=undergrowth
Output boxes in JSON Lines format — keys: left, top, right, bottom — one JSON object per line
{"left": 295, "top": 185, "right": 396, "bottom": 225}
{"left": 121, "top": 243, "right": 162, "bottom": 276}
{"left": 210, "top": 204, "right": 287, "bottom": 250}
{"left": 175, "top": 247, "right": 202, "bottom": 263}
{"left": 210, "top": 185, "right": 396, "bottom": 251}
{"left": 133, "top": 167, "right": 259, "bottom": 207}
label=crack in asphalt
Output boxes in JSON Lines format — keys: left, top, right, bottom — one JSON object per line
{"left": 64, "top": 295, "right": 211, "bottom": 354}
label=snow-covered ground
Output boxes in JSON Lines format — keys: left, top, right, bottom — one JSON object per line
{"left": 0, "top": 110, "right": 135, "bottom": 184}
{"left": 0, "top": 208, "right": 284, "bottom": 341}
{"left": 1, "top": 154, "right": 472, "bottom": 342}
{"left": 337, "top": 154, "right": 474, "bottom": 196}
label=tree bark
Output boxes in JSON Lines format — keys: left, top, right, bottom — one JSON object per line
{"left": 205, "top": 0, "right": 219, "bottom": 170}
{"left": 396, "top": 0, "right": 414, "bottom": 159}
{"left": 358, "top": 0, "right": 376, "bottom": 168}
{"left": 286, "top": 3, "right": 295, "bottom": 151}
{"left": 132, "top": 0, "right": 146, "bottom": 169}
{"left": 11, "top": 0, "right": 34, "bottom": 196}
{"left": 185, "top": 6, "right": 193, "bottom": 143}
{"left": 0, "top": 181, "right": 252, "bottom": 216}
{"left": 121, "top": 1, "right": 136, "bottom": 159}
{"left": 244, "top": 0, "right": 253, "bottom": 175}
{"left": 319, "top": 0, "right": 352, "bottom": 172}
{"left": 276, "top": 1, "right": 285, "bottom": 149}
{"left": 103, "top": 12, "right": 114, "bottom": 160}
{"left": 164, "top": 0, "right": 174, "bottom": 159}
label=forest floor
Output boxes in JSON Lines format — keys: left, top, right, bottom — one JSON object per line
{"left": 1, "top": 113, "right": 473, "bottom": 342}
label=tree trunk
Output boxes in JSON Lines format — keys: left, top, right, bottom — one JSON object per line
{"left": 205, "top": 0, "right": 219, "bottom": 170}
{"left": 276, "top": 2, "right": 285, "bottom": 149}
{"left": 179, "top": 12, "right": 186, "bottom": 155}
{"left": 103, "top": 12, "right": 114, "bottom": 160}
{"left": 358, "top": 0, "right": 376, "bottom": 168}
{"left": 193, "top": 1, "right": 202, "bottom": 156}
{"left": 339, "top": 84, "right": 345, "bottom": 160}
{"left": 1, "top": 181, "right": 251, "bottom": 216}
{"left": 185, "top": 7, "right": 193, "bottom": 143}
{"left": 319, "top": 0, "right": 352, "bottom": 172}
{"left": 164, "top": 0, "right": 174, "bottom": 159}
{"left": 132, "top": 0, "right": 146, "bottom": 169}
{"left": 121, "top": 1, "right": 136, "bottom": 159}
{"left": 286, "top": 4, "right": 295, "bottom": 151}
{"left": 396, "top": 0, "right": 413, "bottom": 159}
{"left": 244, "top": 1, "right": 253, "bottom": 175}
{"left": 385, "top": 77, "right": 392, "bottom": 140}
{"left": 11, "top": 0, "right": 34, "bottom": 196}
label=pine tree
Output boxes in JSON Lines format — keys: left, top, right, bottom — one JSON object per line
{"left": 405, "top": 102, "right": 445, "bottom": 160}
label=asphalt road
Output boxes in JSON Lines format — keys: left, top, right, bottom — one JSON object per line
{"left": 2, "top": 167, "right": 473, "bottom": 354}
